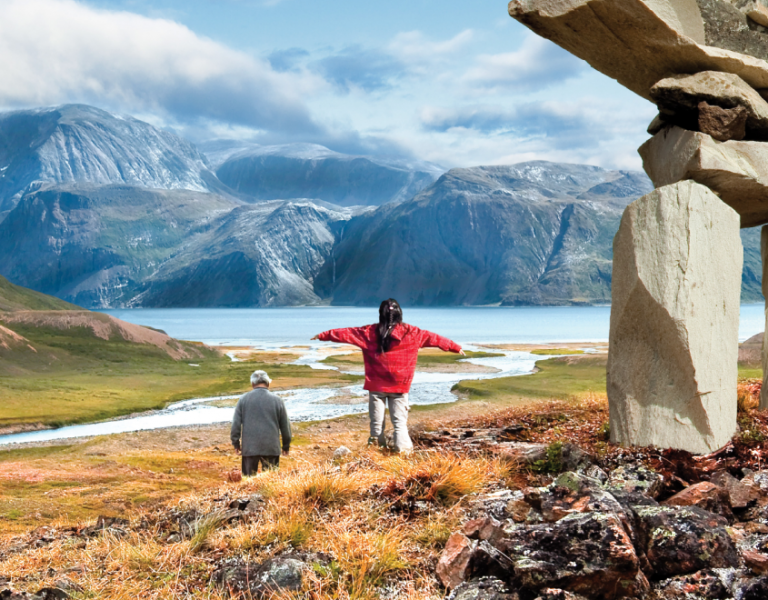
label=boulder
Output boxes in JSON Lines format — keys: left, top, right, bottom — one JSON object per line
{"left": 447, "top": 577, "right": 518, "bottom": 600}
{"left": 650, "top": 71, "right": 768, "bottom": 139}
{"left": 635, "top": 505, "right": 739, "bottom": 577}
{"left": 508, "top": 0, "right": 768, "bottom": 102}
{"left": 743, "top": 0, "right": 768, "bottom": 28}
{"left": 498, "top": 511, "right": 645, "bottom": 598}
{"left": 662, "top": 481, "right": 734, "bottom": 521}
{"left": 711, "top": 471, "right": 760, "bottom": 509}
{"left": 538, "top": 472, "right": 627, "bottom": 523}
{"left": 638, "top": 125, "right": 768, "bottom": 228}
{"left": 213, "top": 555, "right": 320, "bottom": 598}
{"left": 698, "top": 101, "right": 748, "bottom": 141}
{"left": 644, "top": 568, "right": 734, "bottom": 599}
{"left": 437, "top": 533, "right": 477, "bottom": 589}
{"left": 605, "top": 464, "right": 664, "bottom": 499}
{"left": 607, "top": 181, "right": 741, "bottom": 454}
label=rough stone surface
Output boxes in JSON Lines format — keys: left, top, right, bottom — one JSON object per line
{"left": 437, "top": 533, "right": 477, "bottom": 589}
{"left": 662, "top": 481, "right": 735, "bottom": 521}
{"left": 635, "top": 505, "right": 739, "bottom": 577}
{"left": 763, "top": 227, "right": 768, "bottom": 410}
{"left": 605, "top": 464, "right": 664, "bottom": 499}
{"left": 743, "top": 1, "right": 768, "bottom": 28}
{"left": 213, "top": 555, "right": 322, "bottom": 598}
{"left": 650, "top": 71, "right": 768, "bottom": 139}
{"left": 332, "top": 446, "right": 351, "bottom": 460}
{"left": 743, "top": 549, "right": 768, "bottom": 575}
{"left": 508, "top": 0, "right": 768, "bottom": 101}
{"left": 498, "top": 511, "right": 645, "bottom": 598}
{"left": 535, "top": 590, "right": 590, "bottom": 600}
{"left": 644, "top": 568, "right": 733, "bottom": 599}
{"left": 608, "top": 181, "right": 741, "bottom": 454}
{"left": 447, "top": 577, "right": 517, "bottom": 600}
{"left": 639, "top": 125, "right": 768, "bottom": 228}
{"left": 698, "top": 101, "right": 748, "bottom": 141}
{"left": 711, "top": 471, "right": 759, "bottom": 509}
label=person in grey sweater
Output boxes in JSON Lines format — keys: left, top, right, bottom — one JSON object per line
{"left": 231, "top": 370, "right": 292, "bottom": 476}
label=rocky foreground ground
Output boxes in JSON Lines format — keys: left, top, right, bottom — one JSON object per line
{"left": 3, "top": 384, "right": 768, "bottom": 600}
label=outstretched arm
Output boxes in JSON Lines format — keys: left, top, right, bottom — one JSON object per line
{"left": 313, "top": 326, "right": 370, "bottom": 349}
{"left": 419, "top": 329, "right": 463, "bottom": 354}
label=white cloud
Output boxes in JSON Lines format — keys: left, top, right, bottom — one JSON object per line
{"left": 0, "top": 0, "right": 324, "bottom": 133}
{"left": 387, "top": 30, "right": 474, "bottom": 68}
{"left": 462, "top": 34, "right": 586, "bottom": 92}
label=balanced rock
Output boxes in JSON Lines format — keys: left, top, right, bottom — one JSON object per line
{"left": 639, "top": 125, "right": 768, "bottom": 227}
{"left": 608, "top": 181, "right": 741, "bottom": 454}
{"left": 650, "top": 71, "right": 768, "bottom": 139}
{"left": 508, "top": 0, "right": 768, "bottom": 101}
{"left": 742, "top": 0, "right": 768, "bottom": 28}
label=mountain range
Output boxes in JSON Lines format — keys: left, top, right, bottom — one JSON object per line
{"left": 0, "top": 103, "right": 762, "bottom": 307}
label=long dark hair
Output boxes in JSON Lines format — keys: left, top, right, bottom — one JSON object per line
{"left": 377, "top": 298, "right": 403, "bottom": 353}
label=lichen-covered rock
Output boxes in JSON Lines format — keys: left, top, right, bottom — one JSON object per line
{"left": 663, "top": 481, "right": 734, "bottom": 522}
{"left": 605, "top": 464, "right": 664, "bottom": 499}
{"left": 498, "top": 511, "right": 644, "bottom": 599}
{"left": 635, "top": 505, "right": 739, "bottom": 578}
{"left": 608, "top": 181, "right": 741, "bottom": 454}
{"left": 462, "top": 517, "right": 503, "bottom": 544}
{"left": 639, "top": 126, "right": 768, "bottom": 228}
{"left": 644, "top": 568, "right": 734, "bottom": 599}
{"left": 539, "top": 472, "right": 626, "bottom": 523}
{"left": 213, "top": 554, "right": 325, "bottom": 598}
{"left": 535, "top": 590, "right": 590, "bottom": 600}
{"left": 447, "top": 577, "right": 518, "bottom": 600}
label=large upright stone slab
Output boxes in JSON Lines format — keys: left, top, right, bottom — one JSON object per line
{"left": 608, "top": 180, "right": 741, "bottom": 454}
{"left": 508, "top": 0, "right": 768, "bottom": 101}
{"left": 639, "top": 125, "right": 768, "bottom": 227}
{"left": 761, "top": 226, "right": 768, "bottom": 409}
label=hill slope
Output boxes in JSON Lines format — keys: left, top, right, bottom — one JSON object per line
{"left": 0, "top": 274, "right": 79, "bottom": 312}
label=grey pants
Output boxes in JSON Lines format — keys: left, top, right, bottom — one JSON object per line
{"left": 242, "top": 455, "right": 279, "bottom": 476}
{"left": 369, "top": 391, "right": 413, "bottom": 453}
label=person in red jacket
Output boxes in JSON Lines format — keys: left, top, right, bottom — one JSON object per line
{"left": 312, "top": 298, "right": 464, "bottom": 452}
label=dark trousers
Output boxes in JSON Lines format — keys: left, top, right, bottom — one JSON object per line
{"left": 242, "top": 455, "right": 279, "bottom": 476}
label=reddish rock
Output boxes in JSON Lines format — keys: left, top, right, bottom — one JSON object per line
{"left": 462, "top": 517, "right": 502, "bottom": 544}
{"left": 662, "top": 481, "right": 734, "bottom": 521}
{"left": 740, "top": 470, "right": 768, "bottom": 502}
{"left": 507, "top": 497, "right": 538, "bottom": 523}
{"left": 635, "top": 506, "right": 739, "bottom": 578}
{"left": 437, "top": 533, "right": 476, "bottom": 589}
{"left": 698, "top": 101, "right": 748, "bottom": 141}
{"left": 744, "top": 550, "right": 768, "bottom": 576}
{"left": 645, "top": 569, "right": 732, "bottom": 599}
{"left": 227, "top": 469, "right": 242, "bottom": 483}
{"left": 540, "top": 472, "right": 626, "bottom": 523}
{"left": 711, "top": 471, "right": 759, "bottom": 509}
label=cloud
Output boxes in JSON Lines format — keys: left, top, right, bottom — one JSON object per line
{"left": 267, "top": 47, "right": 311, "bottom": 72}
{"left": 463, "top": 34, "right": 586, "bottom": 92}
{"left": 313, "top": 46, "right": 404, "bottom": 93}
{"left": 0, "top": 0, "right": 323, "bottom": 134}
{"left": 387, "top": 30, "right": 474, "bottom": 64}
{"left": 420, "top": 99, "right": 655, "bottom": 152}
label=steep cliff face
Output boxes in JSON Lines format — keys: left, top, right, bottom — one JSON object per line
{"left": 0, "top": 105, "right": 224, "bottom": 214}
{"left": 314, "top": 162, "right": 657, "bottom": 306}
{"left": 212, "top": 142, "right": 444, "bottom": 206}
{"left": 135, "top": 201, "right": 355, "bottom": 307}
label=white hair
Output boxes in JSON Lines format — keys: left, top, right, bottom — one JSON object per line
{"left": 250, "top": 370, "right": 272, "bottom": 386}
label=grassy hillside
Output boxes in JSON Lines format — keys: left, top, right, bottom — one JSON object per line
{"left": 0, "top": 274, "right": 79, "bottom": 311}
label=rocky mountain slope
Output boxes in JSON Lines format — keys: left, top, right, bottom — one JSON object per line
{"left": 316, "top": 162, "right": 764, "bottom": 306}
{"left": 0, "top": 105, "right": 230, "bottom": 217}
{"left": 209, "top": 141, "right": 444, "bottom": 206}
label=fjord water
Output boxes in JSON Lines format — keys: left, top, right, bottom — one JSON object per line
{"left": 101, "top": 305, "right": 766, "bottom": 345}
{"left": 1, "top": 305, "right": 764, "bottom": 446}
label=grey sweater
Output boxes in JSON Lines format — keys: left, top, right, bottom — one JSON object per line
{"left": 230, "top": 388, "right": 292, "bottom": 456}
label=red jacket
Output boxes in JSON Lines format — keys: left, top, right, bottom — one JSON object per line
{"left": 317, "top": 323, "right": 462, "bottom": 393}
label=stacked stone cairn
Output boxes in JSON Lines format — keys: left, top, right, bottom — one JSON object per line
{"left": 508, "top": 0, "right": 768, "bottom": 454}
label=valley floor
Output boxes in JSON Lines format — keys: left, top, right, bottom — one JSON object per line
{"left": 0, "top": 347, "right": 762, "bottom": 599}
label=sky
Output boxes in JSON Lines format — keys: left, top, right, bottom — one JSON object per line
{"left": 0, "top": 0, "right": 658, "bottom": 170}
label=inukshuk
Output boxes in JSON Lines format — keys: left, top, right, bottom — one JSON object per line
{"left": 508, "top": 0, "right": 768, "bottom": 453}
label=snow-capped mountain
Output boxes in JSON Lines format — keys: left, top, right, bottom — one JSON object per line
{"left": 207, "top": 140, "right": 445, "bottom": 207}
{"left": 0, "top": 104, "right": 225, "bottom": 214}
